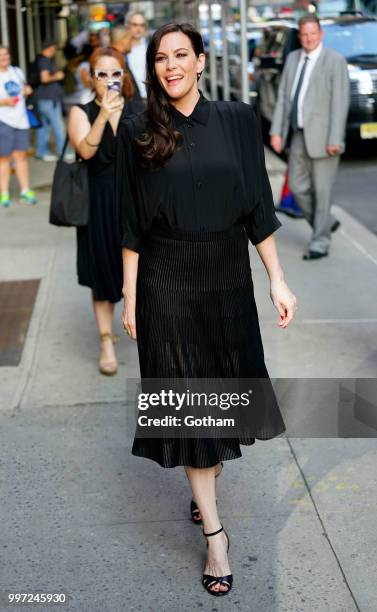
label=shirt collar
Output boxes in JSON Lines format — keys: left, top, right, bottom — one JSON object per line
{"left": 169, "top": 90, "right": 210, "bottom": 128}
{"left": 302, "top": 41, "right": 323, "bottom": 61}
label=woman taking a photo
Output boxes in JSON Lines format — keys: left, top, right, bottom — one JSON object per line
{"left": 117, "top": 23, "right": 297, "bottom": 596}
{"left": 67, "top": 47, "right": 140, "bottom": 375}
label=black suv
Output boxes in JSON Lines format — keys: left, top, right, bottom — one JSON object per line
{"left": 254, "top": 15, "right": 377, "bottom": 142}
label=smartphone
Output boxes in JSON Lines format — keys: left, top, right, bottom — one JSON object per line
{"left": 107, "top": 80, "right": 121, "bottom": 94}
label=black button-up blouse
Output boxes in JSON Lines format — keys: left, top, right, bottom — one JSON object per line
{"left": 116, "top": 92, "right": 282, "bottom": 252}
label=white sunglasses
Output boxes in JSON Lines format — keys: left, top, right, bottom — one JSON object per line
{"left": 93, "top": 69, "right": 124, "bottom": 81}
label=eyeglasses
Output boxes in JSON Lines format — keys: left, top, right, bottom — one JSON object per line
{"left": 93, "top": 69, "right": 124, "bottom": 81}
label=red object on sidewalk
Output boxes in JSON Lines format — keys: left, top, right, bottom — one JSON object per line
{"left": 276, "top": 170, "right": 303, "bottom": 218}
{"left": 281, "top": 171, "right": 290, "bottom": 199}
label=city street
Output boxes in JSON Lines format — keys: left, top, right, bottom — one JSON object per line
{"left": 335, "top": 142, "right": 377, "bottom": 236}
{"left": 0, "top": 148, "right": 377, "bottom": 612}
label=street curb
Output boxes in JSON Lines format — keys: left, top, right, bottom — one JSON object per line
{"left": 332, "top": 204, "right": 377, "bottom": 266}
{"left": 8, "top": 229, "right": 63, "bottom": 416}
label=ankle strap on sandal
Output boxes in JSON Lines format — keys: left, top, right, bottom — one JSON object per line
{"left": 203, "top": 525, "right": 223, "bottom": 538}
{"left": 100, "top": 332, "right": 120, "bottom": 343}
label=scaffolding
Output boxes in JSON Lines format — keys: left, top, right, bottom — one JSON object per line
{"left": 0, "top": 0, "right": 253, "bottom": 104}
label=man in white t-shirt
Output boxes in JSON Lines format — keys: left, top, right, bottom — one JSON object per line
{"left": 127, "top": 11, "right": 148, "bottom": 100}
{"left": 0, "top": 46, "right": 37, "bottom": 207}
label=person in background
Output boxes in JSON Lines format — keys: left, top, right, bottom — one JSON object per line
{"left": 67, "top": 47, "right": 140, "bottom": 376}
{"left": 81, "top": 32, "right": 101, "bottom": 59}
{"left": 63, "top": 42, "right": 98, "bottom": 113}
{"left": 35, "top": 40, "right": 66, "bottom": 162}
{"left": 75, "top": 46, "right": 94, "bottom": 104}
{"left": 99, "top": 27, "right": 111, "bottom": 48}
{"left": 63, "top": 48, "right": 93, "bottom": 115}
{"left": 0, "top": 46, "right": 37, "bottom": 207}
{"left": 110, "top": 24, "right": 144, "bottom": 108}
{"left": 127, "top": 11, "right": 148, "bottom": 101}
{"left": 270, "top": 15, "right": 349, "bottom": 260}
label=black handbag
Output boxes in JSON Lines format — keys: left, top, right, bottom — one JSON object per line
{"left": 49, "top": 136, "right": 89, "bottom": 227}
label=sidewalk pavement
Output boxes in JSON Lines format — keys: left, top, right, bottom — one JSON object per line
{"left": 0, "top": 152, "right": 376, "bottom": 611}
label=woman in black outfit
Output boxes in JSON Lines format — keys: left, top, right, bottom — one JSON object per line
{"left": 68, "top": 47, "right": 142, "bottom": 375}
{"left": 117, "top": 24, "right": 297, "bottom": 596}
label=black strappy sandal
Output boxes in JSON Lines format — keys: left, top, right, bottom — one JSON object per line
{"left": 202, "top": 525, "right": 233, "bottom": 596}
{"left": 190, "top": 462, "right": 223, "bottom": 525}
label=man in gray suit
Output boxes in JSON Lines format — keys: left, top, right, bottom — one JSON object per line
{"left": 270, "top": 15, "right": 350, "bottom": 260}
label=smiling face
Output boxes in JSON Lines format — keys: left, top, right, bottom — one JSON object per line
{"left": 92, "top": 55, "right": 124, "bottom": 99}
{"left": 298, "top": 21, "right": 323, "bottom": 54}
{"left": 154, "top": 31, "right": 205, "bottom": 101}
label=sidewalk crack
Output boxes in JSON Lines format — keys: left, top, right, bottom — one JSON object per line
{"left": 286, "top": 437, "right": 361, "bottom": 612}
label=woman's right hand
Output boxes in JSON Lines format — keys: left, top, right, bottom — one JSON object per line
{"left": 122, "top": 296, "right": 137, "bottom": 341}
{"left": 98, "top": 87, "right": 124, "bottom": 122}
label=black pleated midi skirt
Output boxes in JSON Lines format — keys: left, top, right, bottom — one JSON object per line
{"left": 132, "top": 223, "right": 286, "bottom": 468}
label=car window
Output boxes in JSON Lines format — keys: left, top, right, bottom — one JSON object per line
{"left": 322, "top": 22, "right": 377, "bottom": 59}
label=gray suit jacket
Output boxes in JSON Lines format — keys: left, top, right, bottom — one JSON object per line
{"left": 270, "top": 46, "right": 350, "bottom": 158}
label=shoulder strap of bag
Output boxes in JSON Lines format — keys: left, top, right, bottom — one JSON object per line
{"left": 59, "top": 135, "right": 69, "bottom": 161}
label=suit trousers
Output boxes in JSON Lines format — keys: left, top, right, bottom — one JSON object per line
{"left": 288, "top": 131, "right": 339, "bottom": 254}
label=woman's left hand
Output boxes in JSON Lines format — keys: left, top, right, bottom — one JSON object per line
{"left": 23, "top": 85, "right": 33, "bottom": 97}
{"left": 270, "top": 279, "right": 297, "bottom": 328}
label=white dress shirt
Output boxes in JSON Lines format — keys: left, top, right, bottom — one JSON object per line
{"left": 290, "top": 42, "right": 323, "bottom": 128}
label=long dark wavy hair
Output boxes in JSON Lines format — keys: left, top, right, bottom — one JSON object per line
{"left": 135, "top": 23, "right": 205, "bottom": 169}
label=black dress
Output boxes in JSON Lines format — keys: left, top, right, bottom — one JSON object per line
{"left": 76, "top": 99, "right": 142, "bottom": 303}
{"left": 116, "top": 92, "right": 286, "bottom": 468}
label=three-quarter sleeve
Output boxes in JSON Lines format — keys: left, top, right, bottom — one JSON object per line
{"left": 242, "top": 106, "right": 282, "bottom": 246}
{"left": 115, "top": 118, "right": 142, "bottom": 253}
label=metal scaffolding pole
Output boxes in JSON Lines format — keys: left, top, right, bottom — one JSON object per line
{"left": 194, "top": 0, "right": 200, "bottom": 29}
{"left": 26, "top": 0, "right": 35, "bottom": 60}
{"left": 239, "top": 0, "right": 248, "bottom": 104}
{"left": 220, "top": 0, "right": 229, "bottom": 100}
{"left": 195, "top": 1, "right": 209, "bottom": 98}
{"left": 34, "top": 1, "right": 41, "bottom": 53}
{"left": 208, "top": 1, "right": 217, "bottom": 100}
{"left": 44, "top": 0, "right": 51, "bottom": 40}
{"left": 0, "top": 0, "right": 9, "bottom": 46}
{"left": 15, "top": 0, "right": 27, "bottom": 72}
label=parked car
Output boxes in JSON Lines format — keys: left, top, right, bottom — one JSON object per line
{"left": 253, "top": 15, "right": 377, "bottom": 142}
